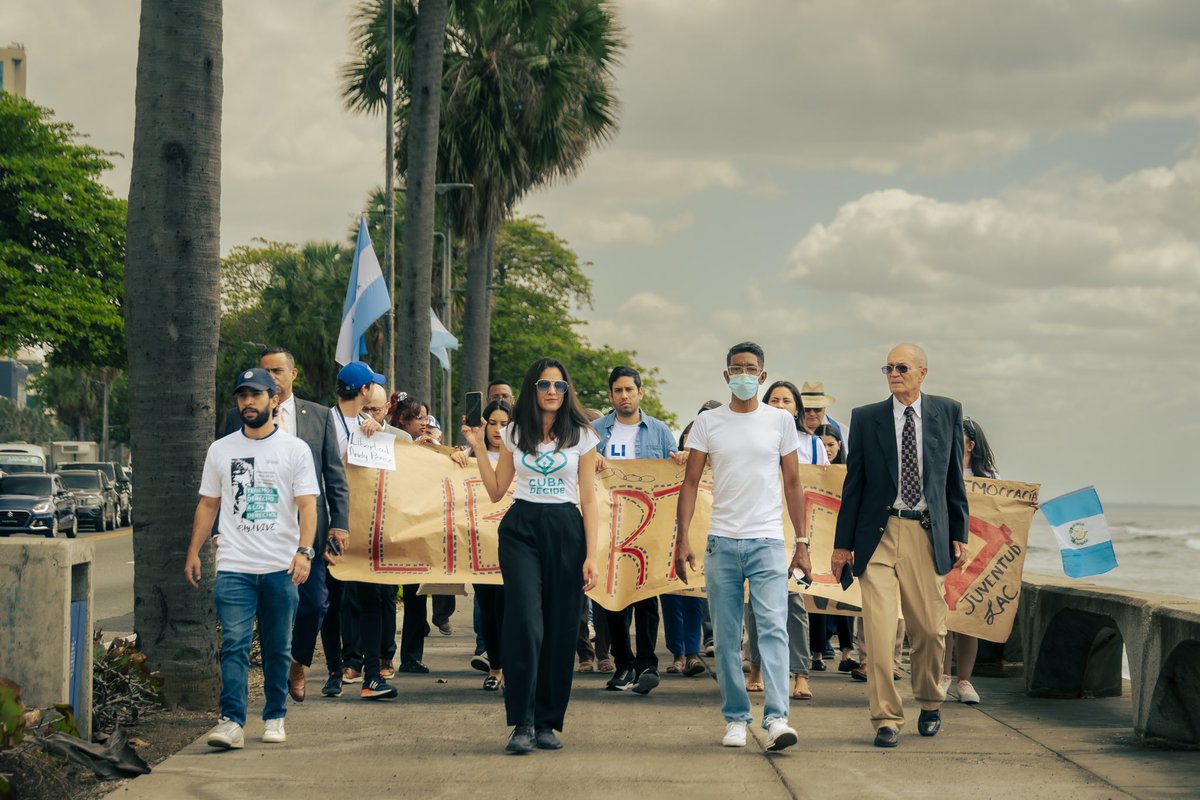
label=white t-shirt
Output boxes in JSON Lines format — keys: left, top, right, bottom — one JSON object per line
{"left": 331, "top": 406, "right": 363, "bottom": 460}
{"left": 201, "top": 429, "right": 319, "bottom": 574}
{"left": 798, "top": 430, "right": 831, "bottom": 466}
{"left": 604, "top": 421, "right": 639, "bottom": 460}
{"left": 503, "top": 425, "right": 600, "bottom": 504}
{"left": 686, "top": 403, "right": 800, "bottom": 540}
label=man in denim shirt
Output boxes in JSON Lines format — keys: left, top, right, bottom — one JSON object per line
{"left": 592, "top": 366, "right": 687, "bottom": 695}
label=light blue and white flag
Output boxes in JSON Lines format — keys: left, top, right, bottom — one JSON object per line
{"left": 335, "top": 217, "right": 392, "bottom": 366}
{"left": 429, "top": 308, "right": 458, "bottom": 371}
{"left": 1040, "top": 486, "right": 1118, "bottom": 578}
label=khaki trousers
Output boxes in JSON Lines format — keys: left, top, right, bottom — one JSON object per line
{"left": 859, "top": 517, "right": 947, "bottom": 731}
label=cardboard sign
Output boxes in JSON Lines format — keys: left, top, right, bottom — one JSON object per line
{"left": 347, "top": 431, "right": 396, "bottom": 471}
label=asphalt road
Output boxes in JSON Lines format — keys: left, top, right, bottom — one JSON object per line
{"left": 76, "top": 525, "right": 135, "bottom": 639}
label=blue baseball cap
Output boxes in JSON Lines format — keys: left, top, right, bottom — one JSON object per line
{"left": 337, "top": 360, "right": 386, "bottom": 390}
{"left": 234, "top": 367, "right": 277, "bottom": 395}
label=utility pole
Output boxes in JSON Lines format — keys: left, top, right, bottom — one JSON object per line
{"left": 384, "top": 0, "right": 396, "bottom": 387}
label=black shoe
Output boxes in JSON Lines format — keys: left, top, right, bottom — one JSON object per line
{"left": 321, "top": 672, "right": 343, "bottom": 698}
{"left": 874, "top": 726, "right": 899, "bottom": 748}
{"left": 360, "top": 675, "right": 398, "bottom": 700}
{"left": 811, "top": 659, "right": 827, "bottom": 672}
{"left": 534, "top": 728, "right": 563, "bottom": 750}
{"left": 838, "top": 658, "right": 861, "bottom": 673}
{"left": 505, "top": 725, "right": 535, "bottom": 755}
{"left": 398, "top": 661, "right": 430, "bottom": 674}
{"left": 470, "top": 653, "right": 490, "bottom": 672}
{"left": 605, "top": 666, "right": 636, "bottom": 691}
{"left": 631, "top": 667, "right": 660, "bottom": 695}
{"left": 917, "top": 709, "right": 941, "bottom": 737}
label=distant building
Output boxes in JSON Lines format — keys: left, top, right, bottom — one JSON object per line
{"left": 1, "top": 43, "right": 26, "bottom": 98}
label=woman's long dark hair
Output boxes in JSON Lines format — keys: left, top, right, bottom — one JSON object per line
{"left": 481, "top": 399, "right": 513, "bottom": 452}
{"left": 510, "top": 358, "right": 590, "bottom": 452}
{"left": 763, "top": 380, "right": 803, "bottom": 431}
{"left": 814, "top": 424, "right": 846, "bottom": 465}
{"left": 963, "top": 418, "right": 998, "bottom": 478}
{"left": 387, "top": 394, "right": 426, "bottom": 429}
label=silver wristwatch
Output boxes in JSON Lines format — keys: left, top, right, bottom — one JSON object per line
{"left": 296, "top": 546, "right": 316, "bottom": 560}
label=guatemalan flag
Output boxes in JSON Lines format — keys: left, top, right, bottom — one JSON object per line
{"left": 429, "top": 308, "right": 458, "bottom": 371}
{"left": 1040, "top": 486, "right": 1118, "bottom": 578}
{"left": 335, "top": 217, "right": 392, "bottom": 366}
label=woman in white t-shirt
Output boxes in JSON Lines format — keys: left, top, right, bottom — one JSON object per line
{"left": 940, "top": 417, "right": 1001, "bottom": 706}
{"left": 464, "top": 358, "right": 600, "bottom": 755}
{"left": 451, "top": 400, "right": 511, "bottom": 692}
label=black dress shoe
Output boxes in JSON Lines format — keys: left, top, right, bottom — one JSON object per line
{"left": 811, "top": 659, "right": 827, "bottom": 672}
{"left": 534, "top": 728, "right": 563, "bottom": 750}
{"left": 873, "top": 726, "right": 899, "bottom": 748}
{"left": 398, "top": 661, "right": 430, "bottom": 674}
{"left": 917, "top": 708, "right": 941, "bottom": 737}
{"left": 505, "top": 726, "right": 535, "bottom": 754}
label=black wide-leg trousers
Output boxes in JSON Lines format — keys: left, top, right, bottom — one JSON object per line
{"left": 498, "top": 499, "right": 585, "bottom": 731}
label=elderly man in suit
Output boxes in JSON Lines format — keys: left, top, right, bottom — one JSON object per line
{"left": 222, "top": 347, "right": 350, "bottom": 703}
{"left": 831, "top": 343, "right": 969, "bottom": 748}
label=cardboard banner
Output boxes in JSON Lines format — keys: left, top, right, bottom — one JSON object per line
{"left": 331, "top": 445, "right": 1038, "bottom": 640}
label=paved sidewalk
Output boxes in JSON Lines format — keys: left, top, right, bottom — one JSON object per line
{"left": 109, "top": 615, "right": 1199, "bottom": 799}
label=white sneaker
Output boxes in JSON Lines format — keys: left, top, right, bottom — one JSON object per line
{"left": 957, "top": 680, "right": 981, "bottom": 705}
{"left": 262, "top": 717, "right": 286, "bottom": 743}
{"left": 765, "top": 719, "right": 798, "bottom": 751}
{"left": 938, "top": 674, "right": 952, "bottom": 696}
{"left": 206, "top": 717, "right": 244, "bottom": 750}
{"left": 722, "top": 720, "right": 748, "bottom": 747}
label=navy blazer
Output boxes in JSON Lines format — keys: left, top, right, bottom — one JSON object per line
{"left": 221, "top": 398, "right": 349, "bottom": 554}
{"left": 833, "top": 393, "right": 969, "bottom": 576}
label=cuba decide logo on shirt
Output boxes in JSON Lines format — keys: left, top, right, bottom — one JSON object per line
{"left": 522, "top": 451, "right": 568, "bottom": 496}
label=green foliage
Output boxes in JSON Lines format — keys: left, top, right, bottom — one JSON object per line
{"left": 0, "top": 397, "right": 65, "bottom": 444}
{"left": 0, "top": 679, "right": 24, "bottom": 751}
{"left": 46, "top": 706, "right": 77, "bottom": 739}
{"left": 0, "top": 95, "right": 126, "bottom": 367}
{"left": 487, "top": 217, "right": 676, "bottom": 427}
{"left": 26, "top": 366, "right": 124, "bottom": 444}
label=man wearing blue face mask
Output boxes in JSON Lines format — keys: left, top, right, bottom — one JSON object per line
{"left": 674, "top": 341, "right": 813, "bottom": 752}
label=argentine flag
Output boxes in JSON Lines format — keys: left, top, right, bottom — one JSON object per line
{"left": 429, "top": 308, "right": 458, "bottom": 371}
{"left": 335, "top": 217, "right": 392, "bottom": 366}
{"left": 1040, "top": 486, "right": 1118, "bottom": 579}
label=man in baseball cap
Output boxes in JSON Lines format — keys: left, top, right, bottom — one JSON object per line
{"left": 337, "top": 361, "right": 387, "bottom": 392}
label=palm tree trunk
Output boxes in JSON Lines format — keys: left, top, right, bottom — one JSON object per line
{"left": 460, "top": 226, "right": 496, "bottom": 401}
{"left": 124, "top": 0, "right": 223, "bottom": 708}
{"left": 397, "top": 0, "right": 448, "bottom": 399}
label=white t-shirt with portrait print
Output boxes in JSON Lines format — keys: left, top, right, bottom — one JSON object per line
{"left": 200, "top": 428, "right": 319, "bottom": 574}
{"left": 685, "top": 402, "right": 800, "bottom": 540}
{"left": 503, "top": 424, "right": 601, "bottom": 505}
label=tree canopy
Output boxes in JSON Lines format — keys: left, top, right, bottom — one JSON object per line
{"left": 0, "top": 95, "right": 126, "bottom": 366}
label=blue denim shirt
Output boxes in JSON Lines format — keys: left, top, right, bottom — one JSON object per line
{"left": 592, "top": 411, "right": 677, "bottom": 459}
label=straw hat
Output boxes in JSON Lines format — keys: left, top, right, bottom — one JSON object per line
{"left": 799, "top": 381, "right": 835, "bottom": 409}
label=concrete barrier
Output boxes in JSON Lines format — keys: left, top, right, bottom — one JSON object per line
{"left": 0, "top": 539, "right": 94, "bottom": 738}
{"left": 1019, "top": 571, "right": 1200, "bottom": 747}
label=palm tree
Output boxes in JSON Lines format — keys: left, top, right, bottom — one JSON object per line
{"left": 343, "top": 0, "right": 623, "bottom": 407}
{"left": 124, "top": 0, "right": 223, "bottom": 707}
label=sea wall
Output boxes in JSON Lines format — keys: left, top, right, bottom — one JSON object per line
{"left": 1018, "top": 571, "right": 1200, "bottom": 747}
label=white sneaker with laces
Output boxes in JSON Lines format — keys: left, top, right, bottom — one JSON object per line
{"left": 765, "top": 719, "right": 798, "bottom": 751}
{"left": 957, "top": 680, "right": 981, "bottom": 705}
{"left": 938, "top": 674, "right": 952, "bottom": 696}
{"left": 262, "top": 717, "right": 286, "bottom": 743}
{"left": 206, "top": 717, "right": 244, "bottom": 750}
{"left": 722, "top": 720, "right": 748, "bottom": 747}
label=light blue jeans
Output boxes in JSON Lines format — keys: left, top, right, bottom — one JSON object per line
{"left": 215, "top": 570, "right": 299, "bottom": 726}
{"left": 705, "top": 535, "right": 789, "bottom": 728}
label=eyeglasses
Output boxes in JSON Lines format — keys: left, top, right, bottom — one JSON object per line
{"left": 881, "top": 363, "right": 912, "bottom": 375}
{"left": 535, "top": 380, "right": 568, "bottom": 394}
{"left": 802, "top": 407, "right": 824, "bottom": 414}
{"left": 363, "top": 406, "right": 385, "bottom": 415}
{"left": 727, "top": 365, "right": 761, "bottom": 376}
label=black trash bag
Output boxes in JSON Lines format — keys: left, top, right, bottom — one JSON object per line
{"left": 37, "top": 727, "right": 151, "bottom": 780}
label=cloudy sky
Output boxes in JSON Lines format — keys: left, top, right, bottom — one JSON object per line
{"left": 7, "top": 1, "right": 1198, "bottom": 504}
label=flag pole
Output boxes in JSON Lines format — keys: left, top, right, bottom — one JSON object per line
{"left": 384, "top": 0, "right": 396, "bottom": 389}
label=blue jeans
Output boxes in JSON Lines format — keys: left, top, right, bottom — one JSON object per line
{"left": 705, "top": 535, "right": 789, "bottom": 728}
{"left": 215, "top": 571, "right": 299, "bottom": 726}
{"left": 661, "top": 594, "right": 705, "bottom": 656}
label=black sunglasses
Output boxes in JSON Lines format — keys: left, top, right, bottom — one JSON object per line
{"left": 880, "top": 363, "right": 912, "bottom": 375}
{"left": 535, "top": 380, "right": 568, "bottom": 394}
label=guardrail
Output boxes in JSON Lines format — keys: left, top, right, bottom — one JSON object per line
{"left": 1017, "top": 572, "right": 1200, "bottom": 747}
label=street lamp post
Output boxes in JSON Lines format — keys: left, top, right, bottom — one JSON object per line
{"left": 434, "top": 183, "right": 472, "bottom": 429}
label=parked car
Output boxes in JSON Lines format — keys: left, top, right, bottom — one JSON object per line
{"left": 58, "top": 461, "right": 131, "bottom": 526}
{"left": 0, "top": 473, "right": 78, "bottom": 538}
{"left": 58, "top": 470, "right": 119, "bottom": 531}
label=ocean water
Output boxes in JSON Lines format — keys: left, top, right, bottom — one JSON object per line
{"left": 1022, "top": 502, "right": 1200, "bottom": 601}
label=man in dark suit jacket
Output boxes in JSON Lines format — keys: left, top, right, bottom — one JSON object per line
{"left": 832, "top": 343, "right": 969, "bottom": 748}
{"left": 222, "top": 348, "right": 349, "bottom": 702}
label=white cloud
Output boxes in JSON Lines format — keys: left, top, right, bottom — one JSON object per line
{"left": 568, "top": 210, "right": 695, "bottom": 246}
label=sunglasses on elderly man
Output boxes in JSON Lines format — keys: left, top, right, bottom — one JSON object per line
{"left": 536, "top": 380, "right": 569, "bottom": 394}
{"left": 880, "top": 363, "right": 913, "bottom": 375}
